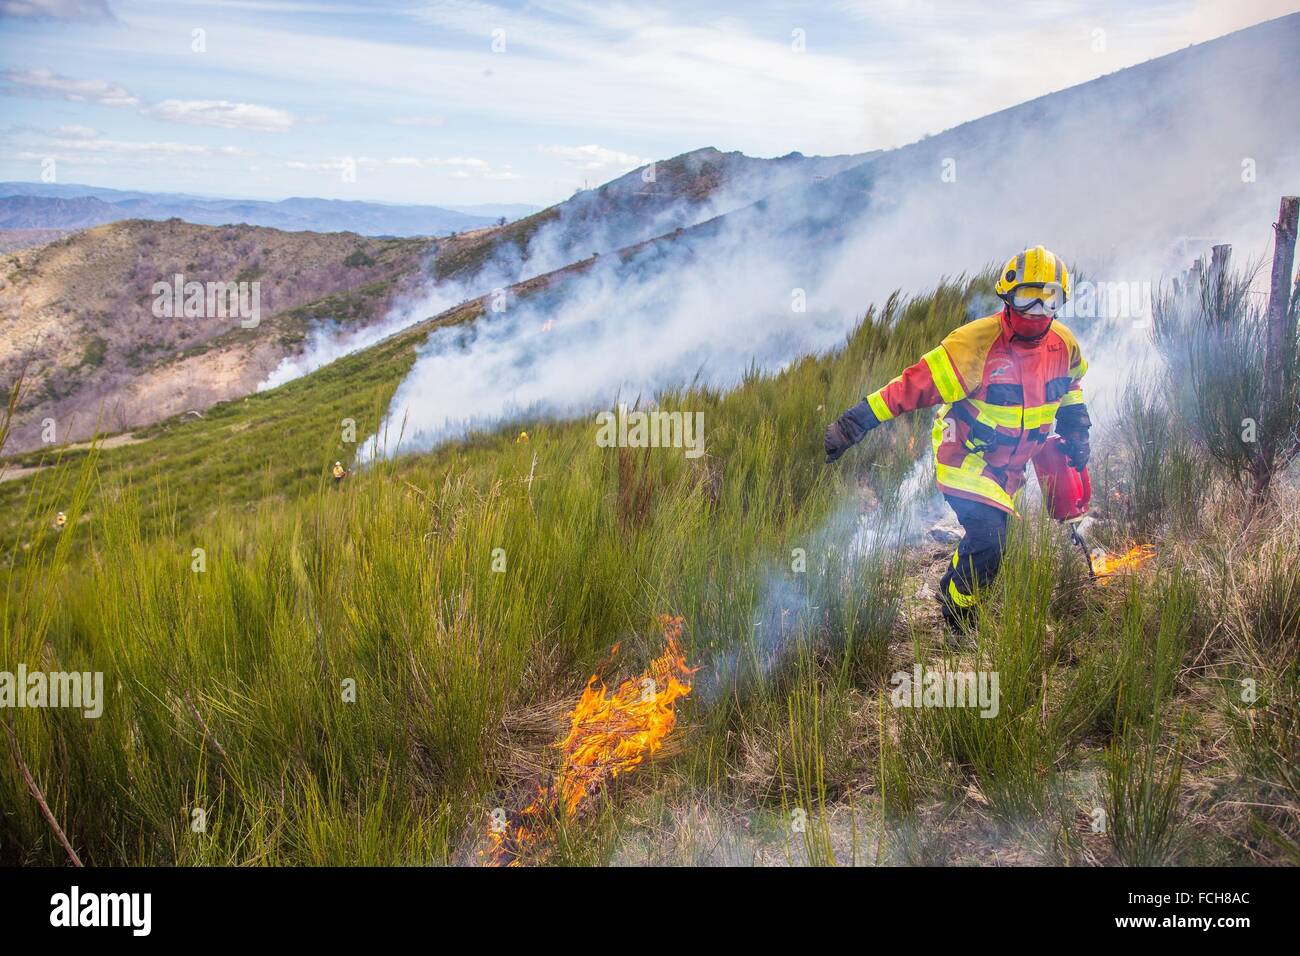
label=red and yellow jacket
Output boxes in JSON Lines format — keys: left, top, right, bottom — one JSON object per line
{"left": 856, "top": 310, "right": 1089, "bottom": 513}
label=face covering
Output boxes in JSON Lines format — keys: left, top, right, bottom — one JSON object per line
{"left": 1005, "top": 306, "right": 1053, "bottom": 341}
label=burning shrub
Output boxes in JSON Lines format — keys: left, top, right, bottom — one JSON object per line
{"left": 1093, "top": 544, "right": 1156, "bottom": 584}
{"left": 484, "top": 615, "right": 695, "bottom": 866}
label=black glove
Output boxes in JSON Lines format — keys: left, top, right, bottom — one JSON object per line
{"left": 825, "top": 421, "right": 854, "bottom": 462}
{"left": 1055, "top": 403, "right": 1091, "bottom": 470}
{"left": 824, "top": 400, "right": 881, "bottom": 463}
{"left": 1061, "top": 433, "right": 1090, "bottom": 469}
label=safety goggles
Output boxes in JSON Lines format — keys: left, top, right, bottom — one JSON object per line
{"left": 1007, "top": 282, "right": 1065, "bottom": 315}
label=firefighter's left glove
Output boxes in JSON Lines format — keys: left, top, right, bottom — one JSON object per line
{"left": 1062, "top": 434, "right": 1090, "bottom": 469}
{"left": 1056, "top": 404, "right": 1092, "bottom": 470}
{"left": 824, "top": 400, "right": 881, "bottom": 463}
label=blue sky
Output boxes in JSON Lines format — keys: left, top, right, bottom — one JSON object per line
{"left": 1, "top": 0, "right": 1295, "bottom": 207}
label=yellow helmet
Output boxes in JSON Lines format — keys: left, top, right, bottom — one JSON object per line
{"left": 994, "top": 245, "right": 1070, "bottom": 300}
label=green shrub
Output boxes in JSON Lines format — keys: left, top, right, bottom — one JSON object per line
{"left": 79, "top": 335, "right": 108, "bottom": 369}
{"left": 1153, "top": 266, "right": 1300, "bottom": 499}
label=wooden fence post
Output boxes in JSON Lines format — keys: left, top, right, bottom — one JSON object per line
{"left": 1263, "top": 196, "right": 1299, "bottom": 483}
{"left": 1266, "top": 197, "right": 1298, "bottom": 362}
{"left": 1210, "top": 243, "right": 1232, "bottom": 281}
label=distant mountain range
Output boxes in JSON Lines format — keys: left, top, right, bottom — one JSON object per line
{"left": 0, "top": 182, "right": 541, "bottom": 236}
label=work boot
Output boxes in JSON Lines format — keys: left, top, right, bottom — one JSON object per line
{"left": 939, "top": 594, "right": 975, "bottom": 637}
{"left": 937, "top": 565, "right": 972, "bottom": 622}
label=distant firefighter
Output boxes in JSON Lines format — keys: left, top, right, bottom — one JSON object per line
{"left": 331, "top": 460, "right": 348, "bottom": 483}
{"left": 54, "top": 511, "right": 67, "bottom": 531}
{"left": 516, "top": 431, "right": 530, "bottom": 444}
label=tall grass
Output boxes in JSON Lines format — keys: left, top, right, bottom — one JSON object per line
{"left": 1104, "top": 718, "right": 1187, "bottom": 866}
{"left": 0, "top": 278, "right": 982, "bottom": 864}
{"left": 3, "top": 269, "right": 1295, "bottom": 866}
{"left": 1153, "top": 265, "right": 1300, "bottom": 499}
{"left": 1110, "top": 374, "right": 1207, "bottom": 535}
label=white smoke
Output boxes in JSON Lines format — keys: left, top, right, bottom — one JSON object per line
{"left": 360, "top": 15, "right": 1299, "bottom": 461}
{"left": 694, "top": 454, "right": 942, "bottom": 703}
{"left": 357, "top": 227, "right": 854, "bottom": 461}
{"left": 257, "top": 150, "right": 868, "bottom": 396}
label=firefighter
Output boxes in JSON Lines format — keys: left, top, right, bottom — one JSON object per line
{"left": 824, "top": 246, "right": 1092, "bottom": 632}
{"left": 332, "top": 460, "right": 347, "bottom": 483}
{"left": 54, "top": 511, "right": 67, "bottom": 531}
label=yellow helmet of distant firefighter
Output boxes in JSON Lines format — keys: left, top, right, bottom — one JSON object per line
{"left": 995, "top": 245, "right": 1070, "bottom": 340}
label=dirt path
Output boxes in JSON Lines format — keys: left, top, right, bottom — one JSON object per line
{"left": 0, "top": 432, "right": 147, "bottom": 483}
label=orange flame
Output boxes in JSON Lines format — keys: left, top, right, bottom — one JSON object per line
{"left": 1093, "top": 543, "right": 1155, "bottom": 583}
{"left": 484, "top": 615, "right": 694, "bottom": 865}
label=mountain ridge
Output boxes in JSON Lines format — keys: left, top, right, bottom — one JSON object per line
{"left": 0, "top": 183, "right": 504, "bottom": 237}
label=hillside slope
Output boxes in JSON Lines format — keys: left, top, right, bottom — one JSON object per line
{"left": 0, "top": 220, "right": 432, "bottom": 451}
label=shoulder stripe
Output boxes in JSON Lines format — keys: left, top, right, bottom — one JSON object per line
{"left": 939, "top": 313, "right": 1002, "bottom": 392}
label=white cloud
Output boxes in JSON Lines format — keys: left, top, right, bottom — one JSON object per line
{"left": 0, "top": 68, "right": 138, "bottom": 107}
{"left": 12, "top": 135, "right": 250, "bottom": 173}
{"left": 390, "top": 115, "right": 446, "bottom": 127}
{"left": 282, "top": 156, "right": 362, "bottom": 173}
{"left": 382, "top": 155, "right": 483, "bottom": 167}
{"left": 280, "top": 154, "right": 513, "bottom": 183}
{"left": 380, "top": 155, "right": 504, "bottom": 174}
{"left": 539, "top": 144, "right": 646, "bottom": 171}
{"left": 2, "top": 70, "right": 297, "bottom": 137}
{"left": 0, "top": 0, "right": 113, "bottom": 21}
{"left": 45, "top": 136, "right": 250, "bottom": 156}
{"left": 53, "top": 123, "right": 97, "bottom": 138}
{"left": 13, "top": 149, "right": 110, "bottom": 165}
{"left": 146, "top": 99, "right": 297, "bottom": 132}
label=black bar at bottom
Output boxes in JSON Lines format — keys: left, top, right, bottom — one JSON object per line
{"left": 0, "top": 865, "right": 1283, "bottom": 941}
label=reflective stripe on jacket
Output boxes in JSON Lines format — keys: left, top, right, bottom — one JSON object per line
{"left": 864, "top": 309, "right": 1088, "bottom": 513}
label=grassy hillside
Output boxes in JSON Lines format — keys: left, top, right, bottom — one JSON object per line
{"left": 2, "top": 273, "right": 1294, "bottom": 866}
{"left": 0, "top": 297, "right": 471, "bottom": 542}
{"left": 0, "top": 231, "right": 638, "bottom": 547}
